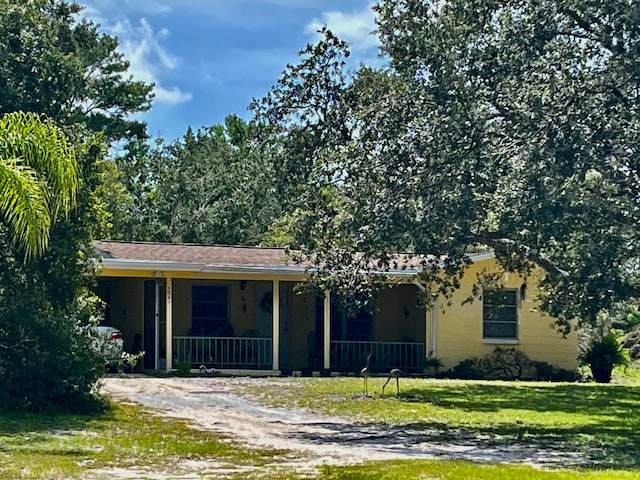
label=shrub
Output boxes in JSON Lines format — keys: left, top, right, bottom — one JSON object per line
{"left": 446, "top": 347, "right": 578, "bottom": 382}
{"left": 622, "top": 327, "right": 640, "bottom": 360}
{"left": 0, "top": 287, "right": 106, "bottom": 413}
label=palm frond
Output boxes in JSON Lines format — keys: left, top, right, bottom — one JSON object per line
{"left": 0, "top": 111, "right": 78, "bottom": 259}
{"left": 0, "top": 160, "right": 50, "bottom": 259}
{"left": 0, "top": 111, "right": 78, "bottom": 219}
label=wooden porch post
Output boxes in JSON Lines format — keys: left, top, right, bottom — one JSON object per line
{"left": 272, "top": 280, "right": 280, "bottom": 372}
{"left": 165, "top": 276, "right": 173, "bottom": 372}
{"left": 431, "top": 298, "right": 438, "bottom": 357}
{"left": 425, "top": 301, "right": 431, "bottom": 358}
{"left": 323, "top": 290, "right": 331, "bottom": 370}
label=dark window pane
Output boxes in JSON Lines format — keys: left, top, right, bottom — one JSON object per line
{"left": 192, "top": 303, "right": 210, "bottom": 318}
{"left": 192, "top": 285, "right": 228, "bottom": 334}
{"left": 483, "top": 322, "right": 517, "bottom": 338}
{"left": 484, "top": 289, "right": 517, "bottom": 306}
{"left": 502, "top": 290, "right": 517, "bottom": 305}
{"left": 209, "top": 303, "right": 227, "bottom": 318}
{"left": 483, "top": 288, "right": 518, "bottom": 339}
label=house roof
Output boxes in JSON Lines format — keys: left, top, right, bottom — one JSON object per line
{"left": 94, "top": 240, "right": 293, "bottom": 267}
{"left": 93, "top": 240, "right": 494, "bottom": 277}
{"left": 93, "top": 240, "right": 306, "bottom": 276}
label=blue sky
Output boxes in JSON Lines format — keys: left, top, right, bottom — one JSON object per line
{"left": 78, "top": 0, "right": 380, "bottom": 142}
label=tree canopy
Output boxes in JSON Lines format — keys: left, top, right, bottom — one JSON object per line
{"left": 0, "top": 0, "right": 154, "bottom": 411}
{"left": 0, "top": 0, "right": 153, "bottom": 141}
{"left": 254, "top": 0, "right": 640, "bottom": 331}
{"left": 111, "top": 115, "right": 282, "bottom": 246}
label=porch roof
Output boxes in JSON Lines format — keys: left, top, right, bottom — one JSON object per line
{"left": 93, "top": 240, "right": 494, "bottom": 277}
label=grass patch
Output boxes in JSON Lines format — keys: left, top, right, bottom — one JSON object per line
{"left": 0, "top": 400, "right": 288, "bottom": 479}
{"left": 235, "top": 377, "right": 640, "bottom": 470}
{"left": 319, "top": 459, "right": 640, "bottom": 480}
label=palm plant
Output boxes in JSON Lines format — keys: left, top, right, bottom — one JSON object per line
{"left": 580, "top": 331, "right": 630, "bottom": 383}
{"left": 0, "top": 111, "right": 78, "bottom": 259}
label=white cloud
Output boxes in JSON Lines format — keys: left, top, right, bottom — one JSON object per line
{"left": 154, "top": 86, "right": 193, "bottom": 105}
{"left": 305, "top": 3, "right": 379, "bottom": 51}
{"left": 78, "top": 3, "right": 192, "bottom": 106}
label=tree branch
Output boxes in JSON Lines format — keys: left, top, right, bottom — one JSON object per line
{"left": 475, "top": 231, "right": 570, "bottom": 278}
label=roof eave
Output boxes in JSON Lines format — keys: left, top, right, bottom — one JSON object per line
{"left": 99, "top": 258, "right": 307, "bottom": 276}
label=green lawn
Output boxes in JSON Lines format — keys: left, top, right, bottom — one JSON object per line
{"left": 0, "top": 373, "right": 638, "bottom": 479}
{"left": 0, "top": 401, "right": 290, "bottom": 479}
{"left": 235, "top": 374, "right": 640, "bottom": 471}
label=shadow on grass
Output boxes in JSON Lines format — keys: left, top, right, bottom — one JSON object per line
{"left": 281, "top": 415, "right": 638, "bottom": 469}
{"left": 377, "top": 382, "right": 640, "bottom": 469}
{"left": 0, "top": 408, "right": 118, "bottom": 436}
{"left": 400, "top": 383, "right": 640, "bottom": 416}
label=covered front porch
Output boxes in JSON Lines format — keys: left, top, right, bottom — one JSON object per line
{"left": 98, "top": 272, "right": 434, "bottom": 375}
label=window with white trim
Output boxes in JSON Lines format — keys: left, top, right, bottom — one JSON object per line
{"left": 482, "top": 289, "right": 518, "bottom": 340}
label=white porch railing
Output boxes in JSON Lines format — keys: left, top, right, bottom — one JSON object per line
{"left": 331, "top": 340, "right": 426, "bottom": 373}
{"left": 173, "top": 336, "right": 272, "bottom": 369}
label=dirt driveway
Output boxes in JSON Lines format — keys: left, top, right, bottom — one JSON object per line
{"left": 96, "top": 375, "right": 586, "bottom": 478}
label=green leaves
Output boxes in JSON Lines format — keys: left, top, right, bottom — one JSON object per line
{"left": 0, "top": 111, "right": 78, "bottom": 260}
{"left": 113, "top": 115, "right": 282, "bottom": 246}
{"left": 0, "top": 0, "right": 153, "bottom": 141}
{"left": 253, "top": 0, "right": 640, "bottom": 329}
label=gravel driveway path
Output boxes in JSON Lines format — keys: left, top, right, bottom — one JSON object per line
{"left": 95, "top": 375, "right": 587, "bottom": 478}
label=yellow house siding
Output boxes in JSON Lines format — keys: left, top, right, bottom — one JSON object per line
{"left": 171, "top": 280, "right": 191, "bottom": 336}
{"left": 436, "top": 260, "right": 577, "bottom": 371}
{"left": 98, "top": 265, "right": 306, "bottom": 282}
{"left": 397, "top": 284, "right": 426, "bottom": 343}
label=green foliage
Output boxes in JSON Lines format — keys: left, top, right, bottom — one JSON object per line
{"left": 0, "top": 0, "right": 153, "bottom": 141}
{"left": 423, "top": 356, "right": 443, "bottom": 368}
{"left": 176, "top": 358, "right": 192, "bottom": 376}
{"left": 580, "top": 332, "right": 630, "bottom": 383}
{"left": 112, "top": 115, "right": 282, "bottom": 245}
{"left": 255, "top": 0, "right": 640, "bottom": 332}
{"left": 0, "top": 273, "right": 105, "bottom": 412}
{"left": 0, "top": 111, "right": 78, "bottom": 259}
{"left": 0, "top": 0, "right": 154, "bottom": 411}
{"left": 622, "top": 328, "right": 640, "bottom": 360}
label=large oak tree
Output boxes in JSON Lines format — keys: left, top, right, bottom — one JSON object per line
{"left": 255, "top": 1, "right": 640, "bottom": 331}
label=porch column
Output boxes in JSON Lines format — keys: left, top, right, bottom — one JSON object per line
{"left": 272, "top": 280, "right": 280, "bottom": 372}
{"left": 323, "top": 290, "right": 331, "bottom": 370}
{"left": 431, "top": 298, "right": 438, "bottom": 357}
{"left": 165, "top": 276, "right": 173, "bottom": 372}
{"left": 425, "top": 303, "right": 431, "bottom": 357}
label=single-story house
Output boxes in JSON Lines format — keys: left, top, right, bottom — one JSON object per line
{"left": 93, "top": 240, "right": 577, "bottom": 374}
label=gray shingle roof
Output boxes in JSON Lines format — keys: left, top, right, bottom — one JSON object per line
{"left": 93, "top": 240, "right": 294, "bottom": 267}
